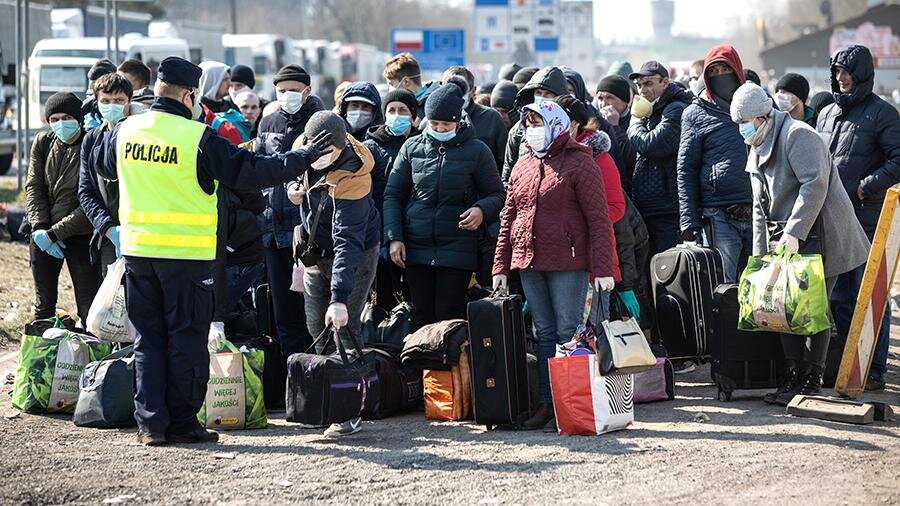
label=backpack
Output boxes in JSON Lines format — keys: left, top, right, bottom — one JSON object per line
{"left": 211, "top": 109, "right": 252, "bottom": 142}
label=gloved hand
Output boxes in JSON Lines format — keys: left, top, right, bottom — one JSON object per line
{"left": 594, "top": 277, "right": 615, "bottom": 292}
{"left": 208, "top": 321, "right": 226, "bottom": 351}
{"left": 302, "top": 130, "right": 334, "bottom": 161}
{"left": 287, "top": 181, "right": 306, "bottom": 205}
{"left": 617, "top": 289, "right": 641, "bottom": 319}
{"left": 680, "top": 228, "right": 698, "bottom": 243}
{"left": 492, "top": 274, "right": 508, "bottom": 292}
{"left": 46, "top": 240, "right": 66, "bottom": 260}
{"left": 107, "top": 226, "right": 121, "bottom": 258}
{"left": 778, "top": 233, "right": 800, "bottom": 254}
{"left": 325, "top": 302, "right": 349, "bottom": 329}
{"left": 32, "top": 229, "right": 53, "bottom": 252}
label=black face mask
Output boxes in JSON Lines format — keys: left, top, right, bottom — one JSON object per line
{"left": 708, "top": 73, "right": 740, "bottom": 103}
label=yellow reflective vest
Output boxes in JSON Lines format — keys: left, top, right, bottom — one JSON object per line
{"left": 116, "top": 110, "right": 218, "bottom": 260}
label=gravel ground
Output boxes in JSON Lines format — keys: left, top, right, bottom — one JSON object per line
{"left": 0, "top": 243, "right": 898, "bottom": 505}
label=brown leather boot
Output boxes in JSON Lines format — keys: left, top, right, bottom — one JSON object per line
{"left": 523, "top": 403, "right": 555, "bottom": 430}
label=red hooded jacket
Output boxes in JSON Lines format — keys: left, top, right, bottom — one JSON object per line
{"left": 702, "top": 45, "right": 746, "bottom": 103}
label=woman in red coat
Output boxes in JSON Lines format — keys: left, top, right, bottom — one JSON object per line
{"left": 492, "top": 100, "right": 616, "bottom": 430}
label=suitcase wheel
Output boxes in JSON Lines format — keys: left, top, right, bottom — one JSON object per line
{"left": 717, "top": 388, "right": 733, "bottom": 402}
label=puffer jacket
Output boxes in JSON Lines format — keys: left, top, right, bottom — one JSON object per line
{"left": 816, "top": 44, "right": 900, "bottom": 234}
{"left": 339, "top": 81, "right": 384, "bottom": 141}
{"left": 26, "top": 128, "right": 93, "bottom": 242}
{"left": 493, "top": 134, "right": 614, "bottom": 278}
{"left": 464, "top": 100, "right": 508, "bottom": 171}
{"left": 294, "top": 134, "right": 381, "bottom": 304}
{"left": 627, "top": 83, "right": 693, "bottom": 216}
{"left": 383, "top": 123, "right": 505, "bottom": 272}
{"left": 78, "top": 124, "right": 120, "bottom": 261}
{"left": 364, "top": 123, "right": 420, "bottom": 215}
{"left": 254, "top": 95, "right": 325, "bottom": 248}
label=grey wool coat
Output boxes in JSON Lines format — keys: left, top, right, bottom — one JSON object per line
{"left": 746, "top": 109, "right": 870, "bottom": 278}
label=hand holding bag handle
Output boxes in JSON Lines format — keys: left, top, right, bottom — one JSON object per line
{"left": 329, "top": 325, "right": 373, "bottom": 419}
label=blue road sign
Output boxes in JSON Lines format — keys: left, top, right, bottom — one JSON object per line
{"left": 390, "top": 28, "right": 465, "bottom": 72}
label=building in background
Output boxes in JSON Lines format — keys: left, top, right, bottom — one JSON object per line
{"left": 558, "top": 0, "right": 595, "bottom": 78}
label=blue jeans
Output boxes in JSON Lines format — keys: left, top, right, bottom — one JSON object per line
{"left": 700, "top": 207, "right": 753, "bottom": 283}
{"left": 831, "top": 262, "right": 890, "bottom": 381}
{"left": 520, "top": 269, "right": 590, "bottom": 403}
{"left": 225, "top": 263, "right": 266, "bottom": 316}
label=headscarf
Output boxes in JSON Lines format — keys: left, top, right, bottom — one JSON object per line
{"left": 198, "top": 61, "right": 230, "bottom": 101}
{"left": 521, "top": 100, "right": 570, "bottom": 158}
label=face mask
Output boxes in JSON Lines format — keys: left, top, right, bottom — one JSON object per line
{"left": 534, "top": 95, "right": 550, "bottom": 105}
{"left": 98, "top": 103, "right": 126, "bottom": 124}
{"left": 191, "top": 93, "right": 203, "bottom": 120}
{"left": 310, "top": 149, "right": 336, "bottom": 170}
{"left": 427, "top": 127, "right": 456, "bottom": 143}
{"left": 525, "top": 126, "right": 547, "bottom": 153}
{"left": 738, "top": 121, "right": 757, "bottom": 140}
{"left": 229, "top": 85, "right": 250, "bottom": 102}
{"left": 690, "top": 78, "right": 705, "bottom": 96}
{"left": 708, "top": 73, "right": 740, "bottom": 103}
{"left": 775, "top": 93, "right": 797, "bottom": 112}
{"left": 278, "top": 90, "right": 304, "bottom": 115}
{"left": 50, "top": 119, "right": 80, "bottom": 142}
{"left": 345, "top": 110, "right": 373, "bottom": 131}
{"left": 385, "top": 114, "right": 411, "bottom": 136}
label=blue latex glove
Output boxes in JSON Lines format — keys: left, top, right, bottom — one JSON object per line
{"left": 108, "top": 226, "right": 122, "bottom": 258}
{"left": 617, "top": 290, "right": 641, "bottom": 319}
{"left": 32, "top": 229, "right": 53, "bottom": 252}
{"left": 46, "top": 240, "right": 66, "bottom": 260}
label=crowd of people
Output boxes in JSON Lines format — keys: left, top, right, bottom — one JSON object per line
{"left": 20, "top": 41, "right": 899, "bottom": 444}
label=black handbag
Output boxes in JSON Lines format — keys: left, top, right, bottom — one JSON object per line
{"left": 294, "top": 187, "right": 328, "bottom": 268}
{"left": 285, "top": 325, "right": 380, "bottom": 426}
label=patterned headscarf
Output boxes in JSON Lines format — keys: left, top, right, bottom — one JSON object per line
{"left": 522, "top": 101, "right": 571, "bottom": 158}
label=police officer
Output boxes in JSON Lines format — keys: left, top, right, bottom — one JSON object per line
{"left": 101, "top": 57, "right": 332, "bottom": 445}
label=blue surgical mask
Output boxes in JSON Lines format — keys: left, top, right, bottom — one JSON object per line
{"left": 385, "top": 113, "right": 412, "bottom": 136}
{"left": 427, "top": 127, "right": 456, "bottom": 143}
{"left": 50, "top": 119, "right": 80, "bottom": 142}
{"left": 738, "top": 121, "right": 757, "bottom": 140}
{"left": 98, "top": 103, "right": 126, "bottom": 124}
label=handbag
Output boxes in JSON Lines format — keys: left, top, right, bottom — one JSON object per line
{"left": 548, "top": 353, "right": 633, "bottom": 435}
{"left": 293, "top": 186, "right": 328, "bottom": 268}
{"left": 588, "top": 288, "right": 656, "bottom": 376}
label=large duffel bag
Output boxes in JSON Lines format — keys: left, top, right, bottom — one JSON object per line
{"left": 651, "top": 244, "right": 724, "bottom": 358}
{"left": 466, "top": 294, "right": 530, "bottom": 429}
{"left": 363, "top": 348, "right": 423, "bottom": 419}
{"left": 73, "top": 345, "right": 136, "bottom": 428}
{"left": 424, "top": 350, "right": 472, "bottom": 421}
{"left": 286, "top": 326, "right": 379, "bottom": 427}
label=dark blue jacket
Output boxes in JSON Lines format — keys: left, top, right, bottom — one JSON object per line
{"left": 300, "top": 135, "right": 381, "bottom": 304}
{"left": 78, "top": 124, "right": 118, "bottom": 259}
{"left": 254, "top": 96, "right": 325, "bottom": 248}
{"left": 676, "top": 96, "right": 752, "bottom": 232}
{"left": 339, "top": 81, "right": 383, "bottom": 141}
{"left": 627, "top": 83, "right": 692, "bottom": 217}
{"left": 817, "top": 45, "right": 900, "bottom": 234}
{"left": 363, "top": 123, "right": 420, "bottom": 216}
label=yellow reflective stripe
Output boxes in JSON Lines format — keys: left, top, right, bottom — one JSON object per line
{"left": 129, "top": 231, "right": 217, "bottom": 249}
{"left": 124, "top": 210, "right": 217, "bottom": 227}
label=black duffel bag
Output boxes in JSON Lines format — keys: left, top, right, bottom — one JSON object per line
{"left": 363, "top": 348, "right": 423, "bottom": 420}
{"left": 361, "top": 300, "right": 413, "bottom": 358}
{"left": 286, "top": 325, "right": 380, "bottom": 427}
{"left": 73, "top": 345, "right": 136, "bottom": 428}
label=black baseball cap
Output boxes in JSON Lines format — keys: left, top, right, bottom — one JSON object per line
{"left": 629, "top": 61, "right": 669, "bottom": 80}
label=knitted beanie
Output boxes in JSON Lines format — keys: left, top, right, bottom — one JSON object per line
{"left": 774, "top": 73, "right": 810, "bottom": 104}
{"left": 44, "top": 92, "right": 84, "bottom": 122}
{"left": 230, "top": 64, "right": 256, "bottom": 89}
{"left": 304, "top": 111, "right": 347, "bottom": 150}
{"left": 273, "top": 64, "right": 311, "bottom": 86}
{"left": 730, "top": 82, "right": 773, "bottom": 122}
{"left": 595, "top": 75, "right": 632, "bottom": 104}
{"left": 490, "top": 80, "right": 519, "bottom": 110}
{"left": 383, "top": 89, "right": 418, "bottom": 119}
{"left": 425, "top": 80, "right": 465, "bottom": 122}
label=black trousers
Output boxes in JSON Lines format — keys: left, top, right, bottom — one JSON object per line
{"left": 263, "top": 243, "right": 312, "bottom": 360}
{"left": 30, "top": 233, "right": 99, "bottom": 322}
{"left": 374, "top": 256, "right": 408, "bottom": 311}
{"left": 405, "top": 265, "right": 471, "bottom": 331}
{"left": 125, "top": 257, "right": 213, "bottom": 435}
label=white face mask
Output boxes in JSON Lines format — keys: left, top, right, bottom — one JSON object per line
{"left": 310, "top": 148, "right": 336, "bottom": 170}
{"left": 345, "top": 110, "right": 373, "bottom": 131}
{"left": 190, "top": 92, "right": 203, "bottom": 120}
{"left": 229, "top": 85, "right": 250, "bottom": 102}
{"left": 525, "top": 126, "right": 547, "bottom": 152}
{"left": 775, "top": 92, "right": 797, "bottom": 113}
{"left": 278, "top": 90, "right": 307, "bottom": 115}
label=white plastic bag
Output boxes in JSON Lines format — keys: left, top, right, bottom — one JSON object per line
{"left": 289, "top": 263, "right": 304, "bottom": 294}
{"left": 86, "top": 258, "right": 135, "bottom": 343}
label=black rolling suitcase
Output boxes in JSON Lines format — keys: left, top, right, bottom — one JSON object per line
{"left": 466, "top": 294, "right": 530, "bottom": 429}
{"left": 710, "top": 284, "right": 785, "bottom": 401}
{"left": 651, "top": 244, "right": 724, "bottom": 358}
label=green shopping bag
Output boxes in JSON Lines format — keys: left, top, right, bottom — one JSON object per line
{"left": 737, "top": 245, "right": 831, "bottom": 336}
{"left": 198, "top": 340, "right": 267, "bottom": 430}
{"left": 11, "top": 322, "right": 114, "bottom": 413}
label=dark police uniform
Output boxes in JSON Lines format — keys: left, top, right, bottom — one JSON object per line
{"left": 100, "top": 57, "right": 324, "bottom": 441}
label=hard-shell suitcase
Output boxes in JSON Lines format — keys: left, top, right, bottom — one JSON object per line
{"left": 651, "top": 244, "right": 724, "bottom": 358}
{"left": 710, "top": 284, "right": 784, "bottom": 401}
{"left": 466, "top": 295, "right": 531, "bottom": 429}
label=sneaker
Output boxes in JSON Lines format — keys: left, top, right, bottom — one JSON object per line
{"left": 323, "top": 417, "right": 362, "bottom": 438}
{"left": 167, "top": 425, "right": 219, "bottom": 444}
{"left": 673, "top": 360, "right": 696, "bottom": 375}
{"left": 865, "top": 378, "right": 886, "bottom": 391}
{"left": 136, "top": 431, "right": 167, "bottom": 446}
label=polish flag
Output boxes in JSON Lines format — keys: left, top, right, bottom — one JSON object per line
{"left": 394, "top": 30, "right": 423, "bottom": 52}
